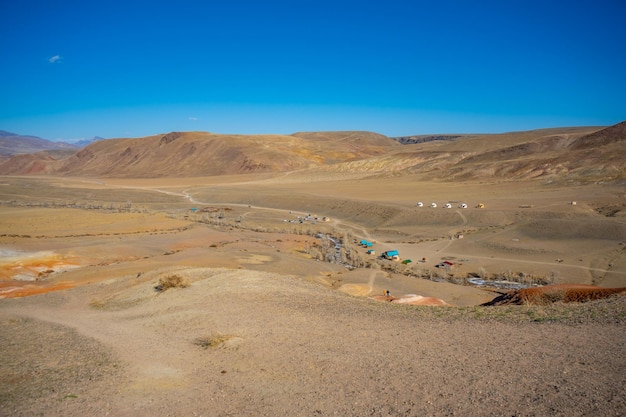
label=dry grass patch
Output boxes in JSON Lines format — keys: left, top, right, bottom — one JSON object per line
{"left": 154, "top": 274, "right": 189, "bottom": 292}
{"left": 193, "top": 333, "right": 239, "bottom": 349}
{"left": 89, "top": 297, "right": 110, "bottom": 309}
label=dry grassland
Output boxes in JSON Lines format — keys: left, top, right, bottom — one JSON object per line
{"left": 1, "top": 174, "right": 625, "bottom": 416}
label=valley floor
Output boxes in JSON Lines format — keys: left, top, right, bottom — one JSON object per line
{"left": 0, "top": 175, "right": 625, "bottom": 416}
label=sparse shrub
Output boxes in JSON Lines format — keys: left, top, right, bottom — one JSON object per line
{"left": 193, "top": 333, "right": 235, "bottom": 349}
{"left": 548, "top": 270, "right": 559, "bottom": 284}
{"left": 155, "top": 274, "right": 189, "bottom": 292}
{"left": 306, "top": 245, "right": 323, "bottom": 260}
{"left": 89, "top": 298, "right": 107, "bottom": 309}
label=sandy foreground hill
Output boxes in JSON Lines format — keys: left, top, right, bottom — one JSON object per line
{"left": 1, "top": 124, "right": 625, "bottom": 416}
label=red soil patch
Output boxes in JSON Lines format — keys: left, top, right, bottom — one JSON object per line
{"left": 483, "top": 284, "right": 626, "bottom": 306}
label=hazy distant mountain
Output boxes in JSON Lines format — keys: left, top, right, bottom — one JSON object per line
{"left": 67, "top": 137, "right": 105, "bottom": 148}
{"left": 0, "top": 130, "right": 79, "bottom": 156}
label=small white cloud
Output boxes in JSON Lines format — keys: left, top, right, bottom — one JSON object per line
{"left": 49, "top": 55, "right": 62, "bottom": 64}
{"left": 188, "top": 116, "right": 198, "bottom": 121}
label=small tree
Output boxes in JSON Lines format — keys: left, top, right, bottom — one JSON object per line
{"left": 477, "top": 267, "right": 488, "bottom": 279}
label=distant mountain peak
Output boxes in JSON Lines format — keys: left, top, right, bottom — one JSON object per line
{"left": 0, "top": 131, "right": 80, "bottom": 156}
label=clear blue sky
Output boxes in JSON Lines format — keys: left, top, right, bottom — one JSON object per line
{"left": 1, "top": 0, "right": 625, "bottom": 141}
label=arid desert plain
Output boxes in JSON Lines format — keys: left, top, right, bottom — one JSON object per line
{"left": 0, "top": 126, "right": 625, "bottom": 416}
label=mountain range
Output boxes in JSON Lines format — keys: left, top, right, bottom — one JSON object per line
{"left": 0, "top": 122, "right": 624, "bottom": 183}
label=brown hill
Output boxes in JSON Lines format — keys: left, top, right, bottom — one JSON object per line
{"left": 320, "top": 124, "right": 625, "bottom": 183}
{"left": 12, "top": 131, "right": 395, "bottom": 178}
{"left": 569, "top": 120, "right": 626, "bottom": 150}
{"left": 444, "top": 124, "right": 626, "bottom": 182}
{"left": 0, "top": 149, "right": 76, "bottom": 175}
{"left": 0, "top": 123, "right": 624, "bottom": 182}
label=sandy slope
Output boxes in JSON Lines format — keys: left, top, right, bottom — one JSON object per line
{"left": 1, "top": 268, "right": 625, "bottom": 417}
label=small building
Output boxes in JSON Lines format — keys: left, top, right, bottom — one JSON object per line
{"left": 476, "top": 203, "right": 485, "bottom": 208}
{"left": 366, "top": 249, "right": 376, "bottom": 255}
{"left": 436, "top": 260, "right": 455, "bottom": 269}
{"left": 382, "top": 250, "right": 400, "bottom": 261}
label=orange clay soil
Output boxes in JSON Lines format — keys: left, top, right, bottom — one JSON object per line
{"left": 0, "top": 281, "right": 76, "bottom": 298}
{"left": 483, "top": 284, "right": 626, "bottom": 306}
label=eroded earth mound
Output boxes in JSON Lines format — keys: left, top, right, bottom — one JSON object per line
{"left": 483, "top": 284, "right": 626, "bottom": 306}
